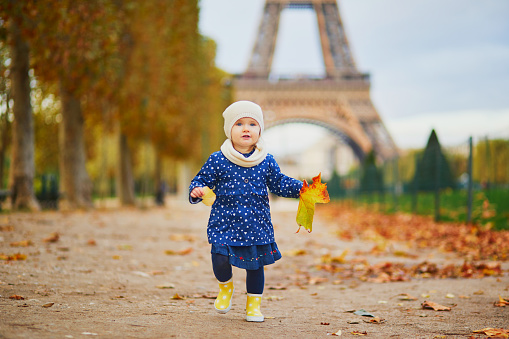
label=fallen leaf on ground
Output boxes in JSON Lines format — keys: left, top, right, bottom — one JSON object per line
{"left": 284, "top": 249, "right": 308, "bottom": 257}
{"left": 155, "top": 283, "right": 175, "bottom": 289}
{"left": 201, "top": 187, "right": 216, "bottom": 206}
{"left": 43, "top": 232, "right": 59, "bottom": 243}
{"left": 10, "top": 240, "right": 33, "bottom": 247}
{"left": 164, "top": 248, "right": 193, "bottom": 255}
{"left": 327, "top": 329, "right": 342, "bottom": 336}
{"left": 172, "top": 293, "right": 186, "bottom": 300}
{"left": 421, "top": 301, "right": 451, "bottom": 311}
{"left": 320, "top": 250, "right": 348, "bottom": 264}
{"left": 308, "top": 277, "right": 328, "bottom": 285}
{"left": 0, "top": 253, "right": 27, "bottom": 261}
{"left": 268, "top": 283, "right": 288, "bottom": 290}
{"left": 296, "top": 173, "right": 330, "bottom": 233}
{"left": 0, "top": 223, "right": 14, "bottom": 231}
{"left": 473, "top": 328, "right": 509, "bottom": 338}
{"left": 9, "top": 295, "right": 25, "bottom": 300}
{"left": 351, "top": 331, "right": 367, "bottom": 335}
{"left": 365, "top": 317, "right": 385, "bottom": 323}
{"left": 42, "top": 302, "right": 54, "bottom": 308}
{"left": 264, "top": 295, "right": 284, "bottom": 301}
{"left": 320, "top": 203, "right": 509, "bottom": 261}
{"left": 494, "top": 295, "right": 509, "bottom": 307}
{"left": 396, "top": 293, "right": 418, "bottom": 301}
{"left": 353, "top": 309, "right": 375, "bottom": 317}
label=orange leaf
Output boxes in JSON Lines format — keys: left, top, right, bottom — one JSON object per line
{"left": 367, "top": 317, "right": 385, "bottom": 323}
{"left": 10, "top": 240, "right": 33, "bottom": 247}
{"left": 164, "top": 247, "right": 193, "bottom": 256}
{"left": 43, "top": 232, "right": 60, "bottom": 243}
{"left": 473, "top": 328, "right": 509, "bottom": 338}
{"left": 0, "top": 253, "right": 27, "bottom": 261}
{"left": 296, "top": 173, "right": 330, "bottom": 233}
{"left": 10, "top": 295, "right": 25, "bottom": 300}
{"left": 494, "top": 295, "right": 509, "bottom": 307}
{"left": 172, "top": 293, "right": 186, "bottom": 300}
{"left": 421, "top": 301, "right": 451, "bottom": 311}
{"left": 178, "top": 247, "right": 193, "bottom": 255}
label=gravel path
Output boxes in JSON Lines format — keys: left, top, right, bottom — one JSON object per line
{"left": 0, "top": 197, "right": 507, "bottom": 338}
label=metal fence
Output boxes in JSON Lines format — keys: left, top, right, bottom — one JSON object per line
{"left": 330, "top": 131, "right": 509, "bottom": 230}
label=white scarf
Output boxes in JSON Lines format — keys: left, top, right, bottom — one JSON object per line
{"left": 220, "top": 138, "right": 268, "bottom": 167}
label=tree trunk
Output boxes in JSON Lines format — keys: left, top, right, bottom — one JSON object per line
{"left": 0, "top": 98, "right": 10, "bottom": 189}
{"left": 8, "top": 19, "right": 40, "bottom": 211}
{"left": 58, "top": 83, "right": 93, "bottom": 209}
{"left": 117, "top": 131, "right": 135, "bottom": 206}
{"left": 154, "top": 154, "right": 165, "bottom": 206}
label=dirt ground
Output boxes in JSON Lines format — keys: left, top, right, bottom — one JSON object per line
{"left": 0, "top": 197, "right": 508, "bottom": 338}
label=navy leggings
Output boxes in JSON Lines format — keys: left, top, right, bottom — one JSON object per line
{"left": 212, "top": 253, "right": 264, "bottom": 294}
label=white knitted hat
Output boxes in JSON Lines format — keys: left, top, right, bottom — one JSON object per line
{"left": 222, "top": 101, "right": 264, "bottom": 139}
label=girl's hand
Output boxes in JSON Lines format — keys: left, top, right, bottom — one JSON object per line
{"left": 190, "top": 187, "right": 205, "bottom": 198}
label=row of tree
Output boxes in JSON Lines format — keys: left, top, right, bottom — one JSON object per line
{"left": 0, "top": 0, "right": 231, "bottom": 210}
{"left": 330, "top": 129, "right": 509, "bottom": 197}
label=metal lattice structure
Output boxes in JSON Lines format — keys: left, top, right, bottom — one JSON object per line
{"left": 234, "top": 0, "right": 398, "bottom": 161}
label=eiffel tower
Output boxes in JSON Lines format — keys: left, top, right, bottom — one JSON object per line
{"left": 233, "top": 0, "right": 398, "bottom": 161}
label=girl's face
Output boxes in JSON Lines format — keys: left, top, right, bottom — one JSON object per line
{"left": 230, "top": 117, "right": 260, "bottom": 153}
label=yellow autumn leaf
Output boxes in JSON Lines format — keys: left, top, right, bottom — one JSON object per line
{"left": 202, "top": 187, "right": 216, "bottom": 206}
{"left": 473, "top": 328, "right": 509, "bottom": 337}
{"left": 494, "top": 295, "right": 509, "bottom": 307}
{"left": 296, "top": 173, "right": 330, "bottom": 233}
{"left": 172, "top": 293, "right": 186, "bottom": 300}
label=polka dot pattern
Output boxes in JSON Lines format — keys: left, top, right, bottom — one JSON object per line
{"left": 190, "top": 151, "right": 303, "bottom": 246}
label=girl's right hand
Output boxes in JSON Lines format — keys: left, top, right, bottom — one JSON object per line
{"left": 190, "top": 187, "right": 205, "bottom": 198}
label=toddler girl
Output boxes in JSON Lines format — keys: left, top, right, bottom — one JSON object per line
{"left": 189, "top": 100, "right": 303, "bottom": 322}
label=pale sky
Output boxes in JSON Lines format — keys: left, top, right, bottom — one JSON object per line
{"left": 198, "top": 0, "right": 509, "bottom": 152}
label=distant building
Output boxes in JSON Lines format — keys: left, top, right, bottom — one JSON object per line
{"left": 274, "top": 132, "right": 357, "bottom": 181}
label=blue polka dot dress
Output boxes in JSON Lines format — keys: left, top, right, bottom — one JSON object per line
{"left": 189, "top": 150, "right": 303, "bottom": 270}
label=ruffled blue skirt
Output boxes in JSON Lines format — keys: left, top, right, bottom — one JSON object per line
{"left": 211, "top": 243, "right": 282, "bottom": 270}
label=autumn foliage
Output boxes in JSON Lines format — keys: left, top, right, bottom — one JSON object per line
{"left": 323, "top": 203, "right": 509, "bottom": 261}
{"left": 296, "top": 173, "right": 330, "bottom": 233}
{"left": 295, "top": 203, "right": 509, "bottom": 284}
{"left": 0, "top": 0, "right": 229, "bottom": 208}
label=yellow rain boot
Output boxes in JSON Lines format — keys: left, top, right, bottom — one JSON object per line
{"left": 246, "top": 293, "right": 264, "bottom": 322}
{"left": 214, "top": 278, "right": 234, "bottom": 313}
